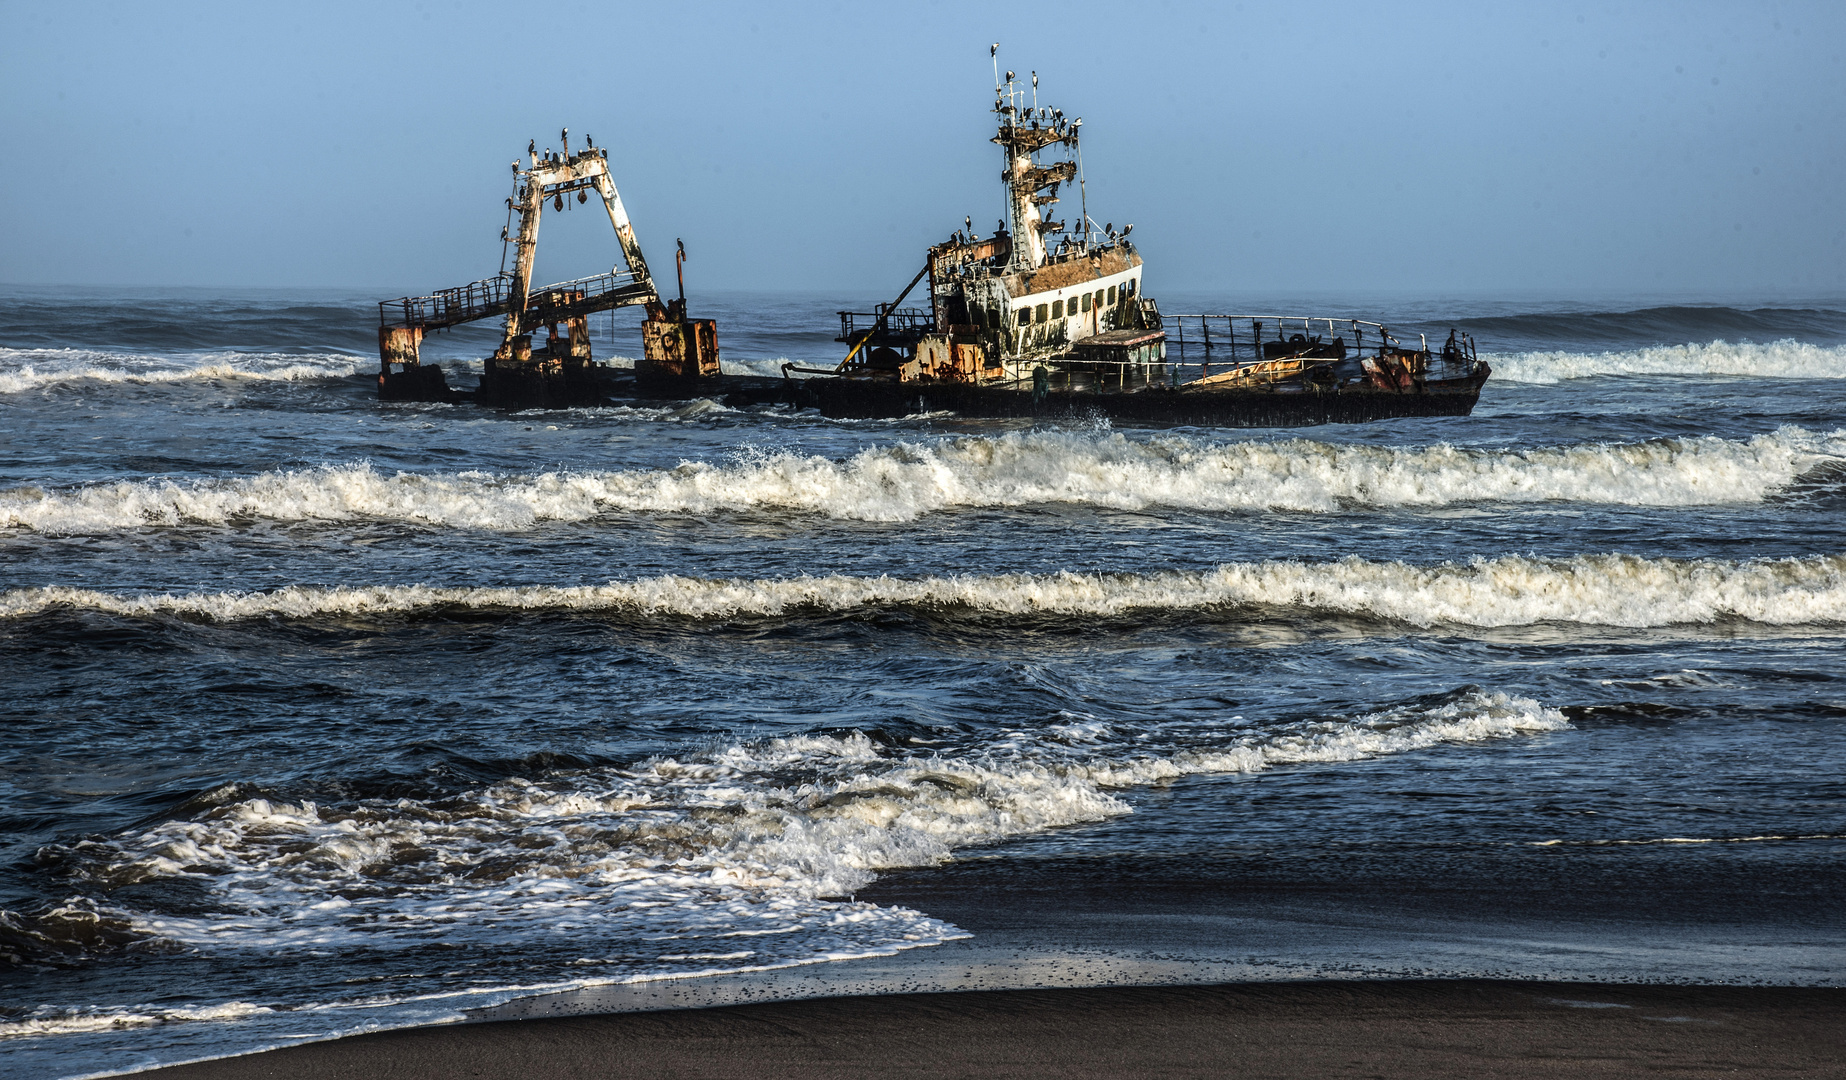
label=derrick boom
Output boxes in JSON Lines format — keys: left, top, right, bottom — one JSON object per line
{"left": 374, "top": 133, "right": 718, "bottom": 407}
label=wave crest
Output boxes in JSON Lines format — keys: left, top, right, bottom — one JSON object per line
{"left": 0, "top": 348, "right": 362, "bottom": 393}
{"left": 22, "top": 689, "right": 1560, "bottom": 967}
{"left": 6, "top": 427, "right": 1838, "bottom": 533}
{"left": 1487, "top": 340, "right": 1846, "bottom": 383}
{"left": 7, "top": 554, "right": 1842, "bottom": 627}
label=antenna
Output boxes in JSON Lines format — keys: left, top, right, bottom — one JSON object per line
{"left": 991, "top": 43, "right": 1000, "bottom": 90}
{"left": 1031, "top": 71, "right": 1038, "bottom": 111}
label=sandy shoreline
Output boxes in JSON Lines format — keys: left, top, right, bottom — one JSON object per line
{"left": 136, "top": 980, "right": 1844, "bottom": 1079}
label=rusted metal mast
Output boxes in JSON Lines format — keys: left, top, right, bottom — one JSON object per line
{"left": 499, "top": 131, "right": 656, "bottom": 357}
{"left": 375, "top": 129, "right": 718, "bottom": 406}
{"left": 995, "top": 71, "right": 1077, "bottom": 272}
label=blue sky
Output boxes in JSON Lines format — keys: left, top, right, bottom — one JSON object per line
{"left": 2, "top": 0, "right": 1841, "bottom": 298}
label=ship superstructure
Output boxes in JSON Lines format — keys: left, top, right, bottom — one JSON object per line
{"left": 830, "top": 58, "right": 1163, "bottom": 387}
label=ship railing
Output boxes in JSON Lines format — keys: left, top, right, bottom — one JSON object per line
{"left": 836, "top": 307, "right": 934, "bottom": 343}
{"left": 380, "top": 275, "right": 514, "bottom": 330}
{"left": 1166, "top": 314, "right": 1394, "bottom": 352}
{"left": 380, "top": 268, "right": 646, "bottom": 331}
{"left": 985, "top": 314, "right": 1478, "bottom": 391}
{"left": 1046, "top": 237, "right": 1133, "bottom": 262}
{"left": 1157, "top": 314, "right": 1480, "bottom": 384}
{"left": 935, "top": 237, "right": 1135, "bottom": 281}
{"left": 523, "top": 269, "right": 646, "bottom": 309}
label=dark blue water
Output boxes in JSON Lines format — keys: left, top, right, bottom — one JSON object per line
{"left": 3, "top": 289, "right": 1844, "bottom": 1077}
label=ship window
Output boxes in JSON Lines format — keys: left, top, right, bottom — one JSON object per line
{"left": 1035, "top": 303, "right": 1048, "bottom": 323}
{"left": 1081, "top": 293, "right": 1091, "bottom": 312}
{"left": 1096, "top": 289, "right": 1104, "bottom": 309}
{"left": 1107, "top": 286, "right": 1117, "bottom": 306}
{"left": 1052, "top": 300, "right": 1063, "bottom": 319}
{"left": 1017, "top": 308, "right": 1030, "bottom": 326}
{"left": 1125, "top": 279, "right": 1136, "bottom": 297}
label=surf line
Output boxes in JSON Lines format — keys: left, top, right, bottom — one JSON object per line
{"left": 4, "top": 553, "right": 1844, "bottom": 627}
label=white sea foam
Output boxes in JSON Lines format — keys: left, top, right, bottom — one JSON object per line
{"left": 721, "top": 355, "right": 817, "bottom": 379}
{"left": 0, "top": 1001, "right": 273, "bottom": 1040}
{"left": 38, "top": 691, "right": 1560, "bottom": 957}
{"left": 6, "top": 426, "right": 1838, "bottom": 533}
{"left": 0, "top": 347, "right": 363, "bottom": 393}
{"left": 7, "top": 553, "right": 1842, "bottom": 627}
{"left": 8, "top": 688, "right": 1563, "bottom": 1051}
{"left": 1488, "top": 339, "right": 1846, "bottom": 384}
{"left": 1530, "top": 833, "right": 1846, "bottom": 847}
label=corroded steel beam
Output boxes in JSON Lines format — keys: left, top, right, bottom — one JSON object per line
{"left": 501, "top": 147, "right": 659, "bottom": 352}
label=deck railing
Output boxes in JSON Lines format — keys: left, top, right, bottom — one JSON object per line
{"left": 523, "top": 269, "right": 645, "bottom": 310}
{"left": 962, "top": 314, "right": 1480, "bottom": 391}
{"left": 1156, "top": 314, "right": 1479, "bottom": 385}
{"left": 380, "top": 268, "right": 646, "bottom": 331}
{"left": 1165, "top": 315, "right": 1394, "bottom": 361}
{"left": 836, "top": 307, "right": 934, "bottom": 343}
{"left": 379, "top": 275, "right": 513, "bottom": 331}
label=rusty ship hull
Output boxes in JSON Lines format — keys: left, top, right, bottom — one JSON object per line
{"left": 738, "top": 366, "right": 1489, "bottom": 426}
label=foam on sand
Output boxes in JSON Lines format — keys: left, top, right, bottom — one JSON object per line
{"left": 7, "top": 553, "right": 1842, "bottom": 628}
{"left": 6, "top": 426, "right": 1839, "bottom": 532}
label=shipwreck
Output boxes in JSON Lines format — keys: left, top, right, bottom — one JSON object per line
{"left": 375, "top": 128, "right": 715, "bottom": 408}
{"left": 369, "top": 62, "right": 1489, "bottom": 428}
{"left": 744, "top": 54, "right": 1492, "bottom": 426}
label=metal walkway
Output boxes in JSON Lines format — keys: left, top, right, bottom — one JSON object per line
{"left": 378, "top": 269, "right": 654, "bottom": 333}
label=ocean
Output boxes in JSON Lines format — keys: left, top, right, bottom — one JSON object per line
{"left": 2, "top": 287, "right": 1843, "bottom": 1077}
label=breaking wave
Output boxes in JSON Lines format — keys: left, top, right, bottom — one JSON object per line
{"left": 6, "top": 688, "right": 1560, "bottom": 981}
{"left": 722, "top": 355, "right": 817, "bottom": 379}
{"left": 7, "top": 554, "right": 1843, "bottom": 628}
{"left": 6, "top": 427, "right": 1840, "bottom": 533}
{"left": 0, "top": 688, "right": 1561, "bottom": 1055}
{"left": 0, "top": 347, "right": 363, "bottom": 393}
{"left": 1487, "top": 340, "right": 1846, "bottom": 384}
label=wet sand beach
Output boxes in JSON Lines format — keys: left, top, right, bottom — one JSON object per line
{"left": 139, "top": 981, "right": 1846, "bottom": 1079}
